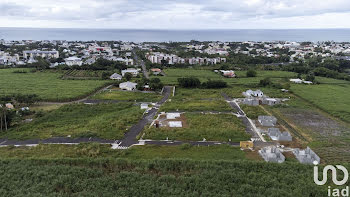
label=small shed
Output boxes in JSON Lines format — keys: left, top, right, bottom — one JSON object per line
{"left": 240, "top": 141, "right": 254, "bottom": 149}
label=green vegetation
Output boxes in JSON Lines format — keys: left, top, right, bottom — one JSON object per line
{"left": 160, "top": 87, "right": 232, "bottom": 112}
{"left": 62, "top": 70, "right": 104, "bottom": 79}
{"left": 92, "top": 90, "right": 162, "bottom": 102}
{"left": 241, "top": 105, "right": 269, "bottom": 119}
{"left": 246, "top": 69, "right": 257, "bottom": 77}
{"left": 160, "top": 99, "right": 231, "bottom": 112}
{"left": 0, "top": 103, "right": 143, "bottom": 140}
{"left": 291, "top": 84, "right": 350, "bottom": 122}
{"left": 0, "top": 68, "right": 109, "bottom": 101}
{"left": 155, "top": 69, "right": 297, "bottom": 86}
{"left": 0, "top": 158, "right": 327, "bottom": 196}
{"left": 144, "top": 113, "right": 249, "bottom": 141}
{"left": 0, "top": 144, "right": 248, "bottom": 161}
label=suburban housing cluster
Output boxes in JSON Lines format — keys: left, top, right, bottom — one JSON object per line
{"left": 1, "top": 39, "right": 350, "bottom": 68}
{"left": 145, "top": 52, "right": 227, "bottom": 65}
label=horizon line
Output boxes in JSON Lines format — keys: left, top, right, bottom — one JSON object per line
{"left": 1, "top": 27, "right": 350, "bottom": 31}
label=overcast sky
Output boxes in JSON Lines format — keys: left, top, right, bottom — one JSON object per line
{"left": 1, "top": 0, "right": 350, "bottom": 29}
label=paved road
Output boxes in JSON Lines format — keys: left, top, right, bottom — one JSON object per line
{"left": 118, "top": 86, "right": 172, "bottom": 147}
{"left": 132, "top": 50, "right": 149, "bottom": 79}
{"left": 221, "top": 93, "right": 265, "bottom": 141}
{"left": 144, "top": 140, "right": 240, "bottom": 146}
{"left": 0, "top": 137, "right": 116, "bottom": 146}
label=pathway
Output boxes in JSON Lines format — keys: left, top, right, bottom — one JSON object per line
{"left": 221, "top": 93, "right": 266, "bottom": 142}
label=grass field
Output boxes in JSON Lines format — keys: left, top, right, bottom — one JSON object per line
{"left": 0, "top": 158, "right": 328, "bottom": 196}
{"left": 291, "top": 83, "right": 350, "bottom": 122}
{"left": 160, "top": 99, "right": 232, "bottom": 112}
{"left": 160, "top": 87, "right": 233, "bottom": 111}
{"left": 0, "top": 103, "right": 143, "bottom": 140}
{"left": 62, "top": 70, "right": 104, "bottom": 79}
{"left": 0, "top": 68, "right": 109, "bottom": 101}
{"left": 92, "top": 90, "right": 162, "bottom": 102}
{"left": 154, "top": 69, "right": 297, "bottom": 85}
{"left": 143, "top": 113, "right": 249, "bottom": 141}
{"left": 240, "top": 105, "right": 269, "bottom": 119}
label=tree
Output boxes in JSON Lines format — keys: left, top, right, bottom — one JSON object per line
{"left": 305, "top": 73, "right": 315, "bottom": 82}
{"left": 124, "top": 73, "right": 132, "bottom": 81}
{"left": 259, "top": 77, "right": 272, "bottom": 87}
{"left": 101, "top": 71, "right": 112, "bottom": 80}
{"left": 246, "top": 69, "right": 257, "bottom": 77}
{"left": 202, "top": 80, "right": 227, "bottom": 89}
{"left": 178, "top": 77, "right": 201, "bottom": 88}
{"left": 149, "top": 78, "right": 164, "bottom": 90}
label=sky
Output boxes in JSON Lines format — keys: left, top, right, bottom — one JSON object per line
{"left": 1, "top": 0, "right": 350, "bottom": 29}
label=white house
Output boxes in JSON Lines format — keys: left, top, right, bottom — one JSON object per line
{"left": 110, "top": 73, "right": 122, "bottom": 80}
{"left": 290, "top": 78, "right": 303, "bottom": 84}
{"left": 119, "top": 81, "right": 137, "bottom": 91}
{"left": 65, "top": 56, "right": 83, "bottom": 66}
{"left": 121, "top": 68, "right": 139, "bottom": 77}
{"left": 23, "top": 50, "right": 59, "bottom": 59}
{"left": 243, "top": 89, "right": 264, "bottom": 97}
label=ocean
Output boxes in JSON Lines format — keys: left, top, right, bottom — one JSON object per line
{"left": 1, "top": 28, "right": 350, "bottom": 42}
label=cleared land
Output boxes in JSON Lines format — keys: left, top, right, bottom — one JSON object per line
{"left": 0, "top": 69, "right": 108, "bottom": 101}
{"left": 92, "top": 90, "right": 162, "bottom": 102}
{"left": 160, "top": 87, "right": 233, "bottom": 112}
{"left": 143, "top": 113, "right": 249, "bottom": 141}
{"left": 1, "top": 103, "right": 143, "bottom": 140}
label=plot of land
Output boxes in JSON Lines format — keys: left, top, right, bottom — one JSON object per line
{"left": 291, "top": 83, "right": 350, "bottom": 122}
{"left": 160, "top": 99, "right": 232, "bottom": 112}
{"left": 92, "top": 90, "right": 162, "bottom": 102}
{"left": 143, "top": 113, "right": 249, "bottom": 141}
{"left": 0, "top": 69, "right": 108, "bottom": 101}
{"left": 275, "top": 107, "right": 350, "bottom": 163}
{"left": 1, "top": 103, "right": 143, "bottom": 140}
{"left": 62, "top": 70, "right": 104, "bottom": 80}
{"left": 154, "top": 69, "right": 297, "bottom": 86}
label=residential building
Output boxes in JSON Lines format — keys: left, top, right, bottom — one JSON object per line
{"left": 121, "top": 68, "right": 139, "bottom": 77}
{"left": 110, "top": 73, "right": 122, "bottom": 80}
{"left": 258, "top": 116, "right": 277, "bottom": 127}
{"left": 23, "top": 50, "right": 59, "bottom": 59}
{"left": 267, "top": 128, "right": 292, "bottom": 141}
{"left": 243, "top": 89, "right": 264, "bottom": 97}
{"left": 293, "top": 147, "right": 320, "bottom": 164}
{"left": 259, "top": 146, "right": 285, "bottom": 163}
{"left": 65, "top": 56, "right": 83, "bottom": 66}
{"left": 119, "top": 81, "right": 137, "bottom": 91}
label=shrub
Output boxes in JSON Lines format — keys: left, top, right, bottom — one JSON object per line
{"left": 177, "top": 77, "right": 201, "bottom": 88}
{"left": 202, "top": 80, "right": 227, "bottom": 89}
{"left": 246, "top": 69, "right": 257, "bottom": 77}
